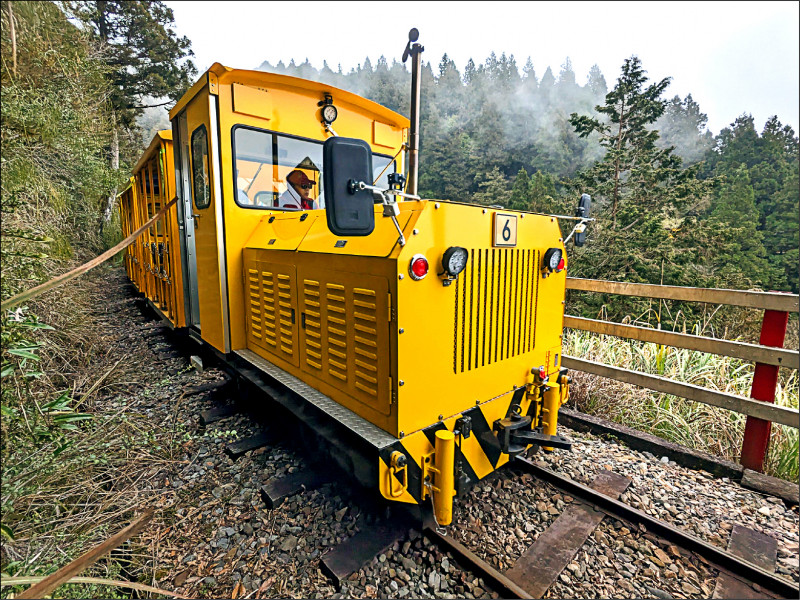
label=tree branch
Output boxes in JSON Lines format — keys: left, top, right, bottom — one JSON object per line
{"left": 128, "top": 100, "right": 173, "bottom": 109}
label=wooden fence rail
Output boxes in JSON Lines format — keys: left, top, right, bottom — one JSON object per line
{"left": 563, "top": 316, "right": 799, "bottom": 370}
{"left": 561, "top": 356, "right": 799, "bottom": 429}
{"left": 566, "top": 277, "right": 800, "bottom": 312}
{"left": 562, "top": 277, "right": 800, "bottom": 471}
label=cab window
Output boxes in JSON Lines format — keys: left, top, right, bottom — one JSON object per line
{"left": 232, "top": 125, "right": 395, "bottom": 210}
{"left": 191, "top": 125, "right": 210, "bottom": 209}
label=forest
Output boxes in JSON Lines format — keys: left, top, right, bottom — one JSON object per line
{"left": 0, "top": 1, "right": 798, "bottom": 595}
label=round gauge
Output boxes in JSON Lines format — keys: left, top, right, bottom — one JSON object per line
{"left": 322, "top": 104, "right": 338, "bottom": 124}
{"left": 543, "top": 247, "right": 563, "bottom": 271}
{"left": 442, "top": 246, "right": 468, "bottom": 277}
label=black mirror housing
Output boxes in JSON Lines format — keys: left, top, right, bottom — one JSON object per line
{"left": 322, "top": 137, "right": 375, "bottom": 237}
{"left": 574, "top": 193, "right": 591, "bottom": 247}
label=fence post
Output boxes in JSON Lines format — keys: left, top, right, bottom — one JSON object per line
{"left": 740, "top": 309, "right": 789, "bottom": 472}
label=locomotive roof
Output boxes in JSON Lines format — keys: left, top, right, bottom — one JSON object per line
{"left": 168, "top": 63, "right": 410, "bottom": 129}
{"left": 133, "top": 130, "right": 172, "bottom": 174}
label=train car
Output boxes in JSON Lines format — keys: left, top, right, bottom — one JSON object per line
{"left": 119, "top": 130, "right": 185, "bottom": 327}
{"left": 119, "top": 40, "right": 585, "bottom": 526}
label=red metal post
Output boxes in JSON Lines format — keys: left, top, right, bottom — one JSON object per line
{"left": 740, "top": 309, "right": 789, "bottom": 472}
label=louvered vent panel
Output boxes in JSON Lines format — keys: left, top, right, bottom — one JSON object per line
{"left": 277, "top": 274, "right": 294, "bottom": 356}
{"left": 302, "top": 279, "right": 323, "bottom": 371}
{"left": 325, "top": 283, "right": 348, "bottom": 383}
{"left": 353, "top": 287, "right": 379, "bottom": 398}
{"left": 261, "top": 269, "right": 278, "bottom": 349}
{"left": 454, "top": 248, "right": 539, "bottom": 373}
{"left": 247, "top": 268, "right": 263, "bottom": 344}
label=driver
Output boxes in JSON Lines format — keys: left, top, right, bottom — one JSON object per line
{"left": 277, "top": 170, "right": 318, "bottom": 210}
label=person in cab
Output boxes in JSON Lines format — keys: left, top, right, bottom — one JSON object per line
{"left": 278, "top": 169, "right": 318, "bottom": 210}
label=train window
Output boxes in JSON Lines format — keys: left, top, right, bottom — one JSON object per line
{"left": 232, "top": 125, "right": 396, "bottom": 211}
{"left": 372, "top": 157, "right": 395, "bottom": 189}
{"left": 191, "top": 125, "right": 211, "bottom": 209}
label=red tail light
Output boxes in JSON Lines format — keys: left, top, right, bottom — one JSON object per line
{"left": 409, "top": 254, "right": 429, "bottom": 280}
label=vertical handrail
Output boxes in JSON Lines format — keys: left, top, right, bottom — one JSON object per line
{"left": 740, "top": 309, "right": 790, "bottom": 472}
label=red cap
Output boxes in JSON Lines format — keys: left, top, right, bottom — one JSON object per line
{"left": 287, "top": 170, "right": 316, "bottom": 186}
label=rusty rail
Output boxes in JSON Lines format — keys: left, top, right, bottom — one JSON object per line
{"left": 16, "top": 510, "right": 153, "bottom": 599}
{"left": 1, "top": 197, "right": 178, "bottom": 312}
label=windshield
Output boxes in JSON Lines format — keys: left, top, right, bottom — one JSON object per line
{"left": 232, "top": 126, "right": 395, "bottom": 210}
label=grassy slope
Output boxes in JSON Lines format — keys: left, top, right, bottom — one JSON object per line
{"left": 564, "top": 328, "right": 799, "bottom": 481}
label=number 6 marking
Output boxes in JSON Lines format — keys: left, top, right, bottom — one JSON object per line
{"left": 493, "top": 213, "right": 517, "bottom": 247}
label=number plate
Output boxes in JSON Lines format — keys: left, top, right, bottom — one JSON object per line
{"left": 493, "top": 213, "right": 517, "bottom": 247}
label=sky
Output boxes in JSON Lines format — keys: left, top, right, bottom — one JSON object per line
{"left": 165, "top": 1, "right": 799, "bottom": 136}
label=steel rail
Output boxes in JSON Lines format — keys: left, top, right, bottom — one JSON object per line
{"left": 423, "top": 523, "right": 532, "bottom": 599}
{"left": 516, "top": 457, "right": 799, "bottom": 600}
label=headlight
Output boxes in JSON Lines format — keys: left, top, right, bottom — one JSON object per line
{"left": 442, "top": 246, "right": 468, "bottom": 277}
{"left": 322, "top": 104, "right": 338, "bottom": 124}
{"left": 543, "top": 248, "right": 564, "bottom": 272}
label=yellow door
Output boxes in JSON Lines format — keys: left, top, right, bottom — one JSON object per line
{"left": 184, "top": 92, "right": 227, "bottom": 352}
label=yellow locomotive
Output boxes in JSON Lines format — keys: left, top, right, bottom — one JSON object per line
{"left": 119, "top": 31, "right": 588, "bottom": 527}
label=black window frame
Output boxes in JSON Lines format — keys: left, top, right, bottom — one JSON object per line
{"left": 230, "top": 123, "right": 396, "bottom": 211}
{"left": 190, "top": 124, "right": 211, "bottom": 210}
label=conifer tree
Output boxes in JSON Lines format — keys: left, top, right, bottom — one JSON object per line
{"left": 764, "top": 169, "right": 800, "bottom": 291}
{"left": 655, "top": 94, "right": 713, "bottom": 165}
{"left": 522, "top": 57, "right": 537, "bottom": 90}
{"left": 472, "top": 167, "right": 511, "bottom": 207}
{"left": 568, "top": 56, "right": 714, "bottom": 293}
{"left": 704, "top": 114, "right": 799, "bottom": 291}
{"left": 703, "top": 166, "right": 768, "bottom": 288}
{"left": 570, "top": 56, "right": 671, "bottom": 228}
{"left": 463, "top": 58, "right": 476, "bottom": 85}
{"left": 557, "top": 57, "right": 577, "bottom": 87}
{"left": 508, "top": 168, "right": 532, "bottom": 210}
{"left": 529, "top": 171, "right": 559, "bottom": 215}
{"left": 539, "top": 66, "right": 555, "bottom": 102}
{"left": 62, "top": 0, "right": 196, "bottom": 224}
{"left": 586, "top": 64, "right": 607, "bottom": 100}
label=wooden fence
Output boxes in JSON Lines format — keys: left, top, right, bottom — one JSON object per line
{"left": 561, "top": 277, "right": 799, "bottom": 472}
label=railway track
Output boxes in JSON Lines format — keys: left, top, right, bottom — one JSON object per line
{"left": 419, "top": 457, "right": 797, "bottom": 599}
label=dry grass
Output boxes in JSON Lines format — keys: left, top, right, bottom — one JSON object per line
{"left": 1, "top": 266, "right": 186, "bottom": 597}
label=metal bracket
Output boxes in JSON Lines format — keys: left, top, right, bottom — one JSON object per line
{"left": 388, "top": 451, "right": 408, "bottom": 498}
{"left": 421, "top": 449, "right": 439, "bottom": 501}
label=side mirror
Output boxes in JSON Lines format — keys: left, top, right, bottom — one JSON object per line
{"left": 574, "top": 193, "right": 591, "bottom": 247}
{"left": 322, "top": 137, "right": 375, "bottom": 237}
